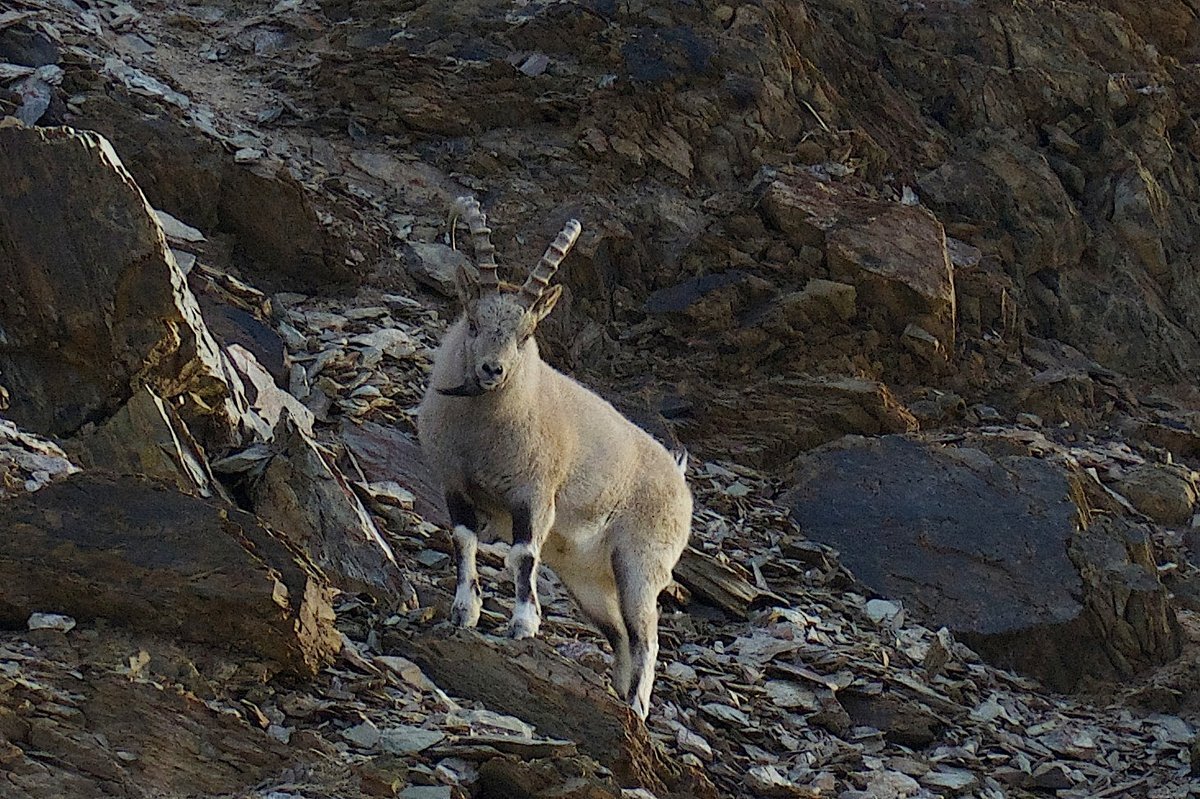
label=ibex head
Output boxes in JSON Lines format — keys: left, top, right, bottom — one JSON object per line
{"left": 439, "top": 197, "right": 580, "bottom": 397}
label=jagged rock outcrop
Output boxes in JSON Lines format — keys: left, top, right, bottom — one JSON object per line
{"left": 760, "top": 169, "right": 957, "bottom": 362}
{"left": 0, "top": 124, "right": 249, "bottom": 449}
{"left": 251, "top": 413, "right": 414, "bottom": 603}
{"left": 0, "top": 472, "right": 340, "bottom": 678}
{"left": 783, "top": 435, "right": 1181, "bottom": 691}
{"left": 74, "top": 94, "right": 352, "bottom": 291}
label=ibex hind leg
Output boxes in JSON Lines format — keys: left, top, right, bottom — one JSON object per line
{"left": 612, "top": 548, "right": 663, "bottom": 720}
{"left": 562, "top": 571, "right": 633, "bottom": 699}
{"left": 446, "top": 491, "right": 482, "bottom": 628}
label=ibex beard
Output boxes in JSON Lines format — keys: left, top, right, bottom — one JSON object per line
{"left": 417, "top": 197, "right": 692, "bottom": 719}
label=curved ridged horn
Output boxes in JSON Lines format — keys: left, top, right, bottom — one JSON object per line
{"left": 457, "top": 196, "right": 499, "bottom": 293}
{"left": 519, "top": 219, "right": 581, "bottom": 307}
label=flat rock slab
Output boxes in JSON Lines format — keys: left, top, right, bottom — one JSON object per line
{"left": 0, "top": 472, "right": 339, "bottom": 677}
{"left": 386, "top": 628, "right": 716, "bottom": 799}
{"left": 783, "top": 435, "right": 1179, "bottom": 690}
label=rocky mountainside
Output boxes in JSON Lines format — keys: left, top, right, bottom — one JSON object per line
{"left": 1, "top": 0, "right": 1199, "bottom": 797}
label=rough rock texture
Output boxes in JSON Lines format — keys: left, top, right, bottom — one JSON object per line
{"left": 3, "top": 0, "right": 1200, "bottom": 796}
{"left": 74, "top": 94, "right": 351, "bottom": 291}
{"left": 1113, "top": 463, "right": 1198, "bottom": 525}
{"left": 0, "top": 635, "right": 292, "bottom": 799}
{"left": 761, "top": 170, "right": 957, "bottom": 358}
{"left": 686, "top": 377, "right": 917, "bottom": 470}
{"left": 252, "top": 413, "right": 413, "bottom": 604}
{"left": 0, "top": 418, "right": 78, "bottom": 499}
{"left": 387, "top": 628, "right": 717, "bottom": 799}
{"left": 783, "top": 435, "right": 1181, "bottom": 690}
{"left": 67, "top": 386, "right": 221, "bottom": 499}
{"left": 0, "top": 472, "right": 339, "bottom": 678}
{"left": 340, "top": 419, "right": 448, "bottom": 528}
{"left": 0, "top": 125, "right": 247, "bottom": 446}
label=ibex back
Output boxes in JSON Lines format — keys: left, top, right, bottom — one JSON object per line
{"left": 417, "top": 197, "right": 692, "bottom": 718}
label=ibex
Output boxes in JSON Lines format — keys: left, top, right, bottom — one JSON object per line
{"left": 417, "top": 198, "right": 692, "bottom": 719}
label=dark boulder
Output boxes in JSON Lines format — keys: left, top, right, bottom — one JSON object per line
{"left": 783, "top": 435, "right": 1181, "bottom": 691}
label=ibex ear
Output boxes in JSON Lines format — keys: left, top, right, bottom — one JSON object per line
{"left": 530, "top": 284, "right": 563, "bottom": 323}
{"left": 455, "top": 264, "right": 481, "bottom": 308}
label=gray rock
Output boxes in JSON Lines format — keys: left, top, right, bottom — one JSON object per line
{"left": 783, "top": 435, "right": 1180, "bottom": 690}
{"left": 379, "top": 725, "right": 445, "bottom": 754}
{"left": 406, "top": 241, "right": 471, "bottom": 297}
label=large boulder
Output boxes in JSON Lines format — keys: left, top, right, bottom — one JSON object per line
{"left": 0, "top": 124, "right": 249, "bottom": 448}
{"left": 782, "top": 435, "right": 1181, "bottom": 691}
{"left": 0, "top": 472, "right": 340, "bottom": 678}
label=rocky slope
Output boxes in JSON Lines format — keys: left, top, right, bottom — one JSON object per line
{"left": 1, "top": 0, "right": 1199, "bottom": 798}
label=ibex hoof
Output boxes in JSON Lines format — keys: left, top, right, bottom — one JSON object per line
{"left": 506, "top": 603, "right": 540, "bottom": 639}
{"left": 450, "top": 584, "right": 482, "bottom": 628}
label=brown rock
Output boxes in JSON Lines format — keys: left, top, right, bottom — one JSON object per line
{"left": 826, "top": 207, "right": 956, "bottom": 355}
{"left": 1112, "top": 463, "right": 1197, "bottom": 525}
{"left": 0, "top": 472, "right": 340, "bottom": 677}
{"left": 75, "top": 95, "right": 351, "bottom": 291}
{"left": 688, "top": 376, "right": 917, "bottom": 470}
{"left": 387, "top": 628, "right": 717, "bottom": 799}
{"left": 839, "top": 690, "right": 946, "bottom": 748}
{"left": 919, "top": 136, "right": 1087, "bottom": 280}
{"left": 777, "top": 279, "right": 856, "bottom": 325}
{"left": 760, "top": 170, "right": 955, "bottom": 353}
{"left": 340, "top": 419, "right": 449, "bottom": 527}
{"left": 67, "top": 386, "right": 221, "bottom": 499}
{"left": 0, "top": 125, "right": 248, "bottom": 446}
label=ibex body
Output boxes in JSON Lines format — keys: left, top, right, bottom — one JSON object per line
{"left": 417, "top": 198, "right": 691, "bottom": 718}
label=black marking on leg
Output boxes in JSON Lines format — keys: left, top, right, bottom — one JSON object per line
{"left": 446, "top": 491, "right": 478, "bottom": 531}
{"left": 511, "top": 502, "right": 533, "bottom": 546}
{"left": 454, "top": 541, "right": 471, "bottom": 586}
{"left": 515, "top": 551, "right": 536, "bottom": 605}
{"left": 613, "top": 548, "right": 650, "bottom": 704}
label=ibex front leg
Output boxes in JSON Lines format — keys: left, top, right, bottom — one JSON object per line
{"left": 446, "top": 491, "right": 482, "bottom": 628}
{"left": 506, "top": 498, "right": 554, "bottom": 639}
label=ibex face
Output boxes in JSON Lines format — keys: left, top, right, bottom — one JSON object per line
{"left": 437, "top": 197, "right": 578, "bottom": 397}
{"left": 442, "top": 274, "right": 561, "bottom": 396}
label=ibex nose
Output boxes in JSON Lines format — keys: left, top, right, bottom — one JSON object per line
{"left": 480, "top": 361, "right": 504, "bottom": 380}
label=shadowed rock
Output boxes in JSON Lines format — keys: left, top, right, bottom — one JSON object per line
{"left": 0, "top": 125, "right": 249, "bottom": 448}
{"left": 783, "top": 435, "right": 1180, "bottom": 691}
{"left": 0, "top": 472, "right": 340, "bottom": 678}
